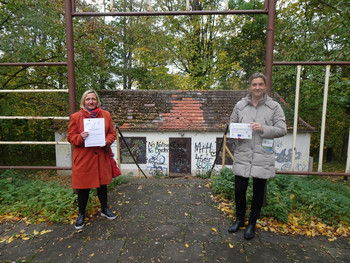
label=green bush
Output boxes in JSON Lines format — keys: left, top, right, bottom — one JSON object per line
{"left": 0, "top": 170, "right": 76, "bottom": 223}
{"left": 210, "top": 168, "right": 350, "bottom": 227}
{"left": 210, "top": 167, "right": 235, "bottom": 200}
{"left": 0, "top": 170, "right": 131, "bottom": 223}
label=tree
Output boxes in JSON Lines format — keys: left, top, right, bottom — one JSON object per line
{"left": 273, "top": 0, "right": 350, "bottom": 162}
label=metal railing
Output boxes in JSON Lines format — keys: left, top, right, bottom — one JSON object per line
{"left": 273, "top": 61, "right": 350, "bottom": 176}
{"left": 0, "top": 63, "right": 70, "bottom": 170}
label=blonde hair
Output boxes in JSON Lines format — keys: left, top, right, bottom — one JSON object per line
{"left": 80, "top": 89, "right": 101, "bottom": 108}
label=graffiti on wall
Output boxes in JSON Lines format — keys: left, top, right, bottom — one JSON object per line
{"left": 146, "top": 140, "right": 169, "bottom": 176}
{"left": 194, "top": 142, "right": 216, "bottom": 175}
{"left": 274, "top": 138, "right": 308, "bottom": 171}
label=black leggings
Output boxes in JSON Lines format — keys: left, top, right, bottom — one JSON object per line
{"left": 78, "top": 185, "right": 108, "bottom": 215}
{"left": 235, "top": 175, "right": 267, "bottom": 223}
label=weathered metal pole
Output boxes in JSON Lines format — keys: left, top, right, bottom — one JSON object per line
{"left": 65, "top": 0, "right": 76, "bottom": 115}
{"left": 265, "top": 0, "right": 276, "bottom": 96}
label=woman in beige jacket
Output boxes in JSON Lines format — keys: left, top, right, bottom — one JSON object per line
{"left": 228, "top": 73, "right": 287, "bottom": 239}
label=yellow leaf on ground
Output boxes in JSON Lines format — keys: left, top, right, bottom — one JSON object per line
{"left": 185, "top": 243, "right": 189, "bottom": 248}
{"left": 211, "top": 228, "right": 217, "bottom": 232}
{"left": 40, "top": 230, "right": 53, "bottom": 235}
{"left": 7, "top": 236, "right": 14, "bottom": 243}
{"left": 229, "top": 243, "right": 234, "bottom": 248}
{"left": 33, "top": 230, "right": 39, "bottom": 236}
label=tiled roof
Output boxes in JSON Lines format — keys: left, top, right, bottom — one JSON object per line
{"left": 100, "top": 90, "right": 315, "bottom": 132}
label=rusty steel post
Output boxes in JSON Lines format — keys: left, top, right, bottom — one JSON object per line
{"left": 265, "top": 0, "right": 276, "bottom": 96}
{"left": 65, "top": 0, "right": 76, "bottom": 115}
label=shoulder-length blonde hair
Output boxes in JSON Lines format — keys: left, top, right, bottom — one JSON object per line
{"left": 80, "top": 89, "right": 102, "bottom": 108}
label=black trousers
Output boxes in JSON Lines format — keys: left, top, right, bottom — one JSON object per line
{"left": 78, "top": 185, "right": 108, "bottom": 215}
{"left": 235, "top": 175, "right": 267, "bottom": 223}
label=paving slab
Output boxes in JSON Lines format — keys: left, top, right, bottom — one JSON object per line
{"left": 0, "top": 177, "right": 349, "bottom": 263}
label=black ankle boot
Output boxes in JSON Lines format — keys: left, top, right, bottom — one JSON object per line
{"left": 244, "top": 222, "right": 256, "bottom": 240}
{"left": 228, "top": 218, "right": 245, "bottom": 233}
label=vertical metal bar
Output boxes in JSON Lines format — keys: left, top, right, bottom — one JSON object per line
{"left": 110, "top": 0, "right": 114, "bottom": 11}
{"left": 116, "top": 128, "right": 121, "bottom": 168}
{"left": 318, "top": 65, "right": 331, "bottom": 172}
{"left": 291, "top": 65, "right": 301, "bottom": 171}
{"left": 222, "top": 134, "right": 227, "bottom": 168}
{"left": 346, "top": 124, "right": 350, "bottom": 174}
{"left": 65, "top": 0, "right": 77, "bottom": 115}
{"left": 224, "top": 0, "right": 229, "bottom": 10}
{"left": 147, "top": 0, "right": 151, "bottom": 11}
{"left": 265, "top": 0, "right": 276, "bottom": 96}
{"left": 72, "top": 0, "right": 75, "bottom": 12}
{"left": 186, "top": 0, "right": 190, "bottom": 11}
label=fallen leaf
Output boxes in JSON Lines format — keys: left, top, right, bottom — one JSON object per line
{"left": 33, "top": 230, "right": 39, "bottom": 236}
{"left": 8, "top": 236, "right": 14, "bottom": 243}
{"left": 185, "top": 243, "right": 189, "bottom": 248}
{"left": 211, "top": 228, "right": 217, "bottom": 232}
{"left": 229, "top": 243, "right": 234, "bottom": 248}
{"left": 40, "top": 230, "right": 53, "bottom": 235}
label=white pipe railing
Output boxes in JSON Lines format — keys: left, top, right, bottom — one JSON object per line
{"left": 0, "top": 89, "right": 68, "bottom": 93}
{"left": 0, "top": 116, "right": 69, "bottom": 120}
{"left": 318, "top": 65, "right": 331, "bottom": 172}
{"left": 0, "top": 141, "right": 70, "bottom": 145}
{"left": 288, "top": 64, "right": 349, "bottom": 174}
{"left": 291, "top": 65, "right": 301, "bottom": 171}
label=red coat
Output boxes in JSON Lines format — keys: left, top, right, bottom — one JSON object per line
{"left": 68, "top": 108, "right": 116, "bottom": 189}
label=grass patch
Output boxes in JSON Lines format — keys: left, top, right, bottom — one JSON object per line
{"left": 0, "top": 170, "right": 131, "bottom": 224}
{"left": 210, "top": 167, "right": 350, "bottom": 228}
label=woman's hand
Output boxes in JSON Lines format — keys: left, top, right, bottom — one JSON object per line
{"left": 81, "top": 131, "right": 89, "bottom": 140}
{"left": 250, "top": 122, "right": 263, "bottom": 132}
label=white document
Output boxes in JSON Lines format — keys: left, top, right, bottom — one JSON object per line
{"left": 83, "top": 118, "right": 106, "bottom": 147}
{"left": 230, "top": 123, "right": 252, "bottom": 139}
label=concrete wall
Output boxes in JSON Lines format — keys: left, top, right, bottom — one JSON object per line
{"left": 55, "top": 133, "right": 72, "bottom": 176}
{"left": 56, "top": 131, "right": 311, "bottom": 177}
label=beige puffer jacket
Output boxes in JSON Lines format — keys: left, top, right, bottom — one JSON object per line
{"left": 230, "top": 93, "right": 287, "bottom": 179}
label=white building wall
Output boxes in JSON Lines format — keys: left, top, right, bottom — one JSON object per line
{"left": 55, "top": 133, "right": 72, "bottom": 176}
{"left": 56, "top": 131, "right": 311, "bottom": 177}
{"left": 274, "top": 133, "right": 311, "bottom": 172}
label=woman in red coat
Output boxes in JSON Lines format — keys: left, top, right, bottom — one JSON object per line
{"left": 68, "top": 89, "right": 117, "bottom": 230}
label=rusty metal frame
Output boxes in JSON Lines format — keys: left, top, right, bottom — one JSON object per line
{"left": 272, "top": 61, "right": 350, "bottom": 177}
{"left": 1, "top": 0, "right": 349, "bottom": 177}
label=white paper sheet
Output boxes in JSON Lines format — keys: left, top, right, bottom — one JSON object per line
{"left": 83, "top": 118, "right": 106, "bottom": 147}
{"left": 229, "top": 123, "right": 252, "bottom": 139}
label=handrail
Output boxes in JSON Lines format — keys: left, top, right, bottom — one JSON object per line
{"left": 0, "top": 116, "right": 69, "bottom": 120}
{"left": 0, "top": 141, "right": 70, "bottom": 145}
{"left": 0, "top": 89, "right": 68, "bottom": 93}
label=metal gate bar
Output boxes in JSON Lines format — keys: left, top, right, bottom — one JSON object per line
{"left": 274, "top": 61, "right": 350, "bottom": 175}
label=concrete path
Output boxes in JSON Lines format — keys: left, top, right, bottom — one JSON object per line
{"left": 0, "top": 178, "right": 349, "bottom": 262}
